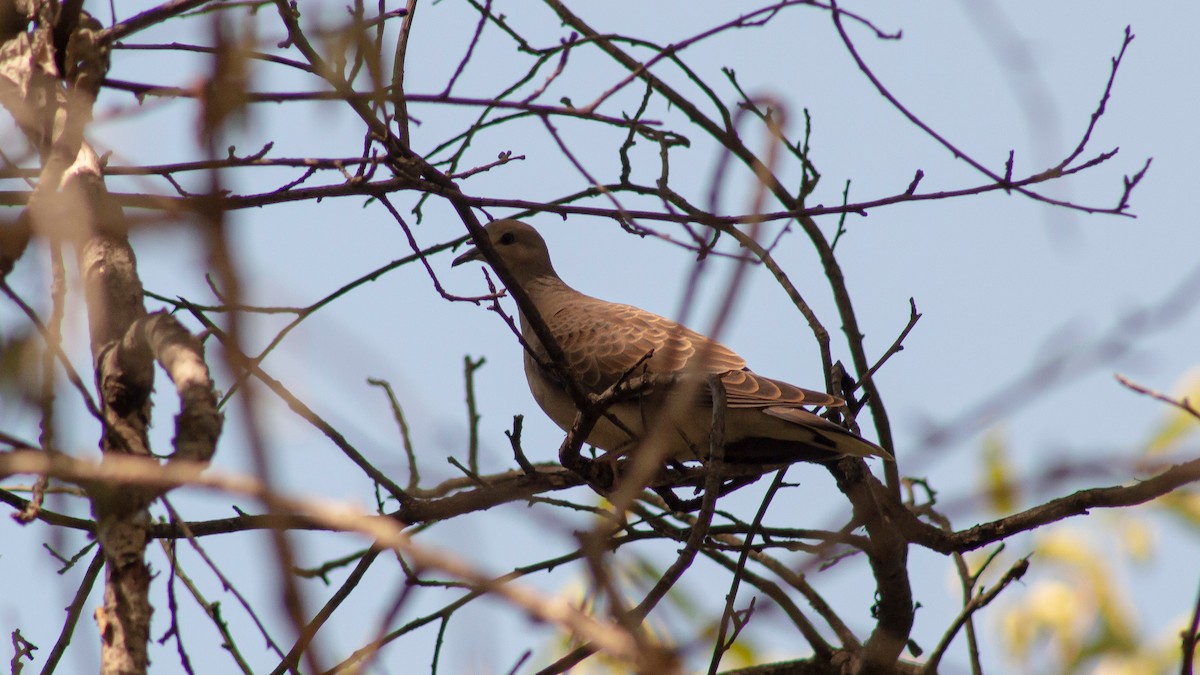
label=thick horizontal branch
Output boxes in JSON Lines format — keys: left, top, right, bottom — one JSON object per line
{"left": 1, "top": 463, "right": 587, "bottom": 537}
{"left": 894, "top": 456, "right": 1200, "bottom": 554}
{"left": 2, "top": 452, "right": 780, "bottom": 538}
{"left": 12, "top": 452, "right": 1195, "bottom": 561}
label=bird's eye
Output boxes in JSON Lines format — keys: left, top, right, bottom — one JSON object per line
{"left": 498, "top": 232, "right": 516, "bottom": 245}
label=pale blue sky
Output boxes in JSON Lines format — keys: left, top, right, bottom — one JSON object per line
{"left": 2, "top": 1, "right": 1198, "bottom": 673}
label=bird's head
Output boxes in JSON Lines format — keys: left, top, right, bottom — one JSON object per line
{"left": 451, "top": 219, "right": 559, "bottom": 284}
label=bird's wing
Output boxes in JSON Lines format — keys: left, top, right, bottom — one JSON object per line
{"left": 719, "top": 369, "right": 842, "bottom": 410}
{"left": 541, "top": 297, "right": 738, "bottom": 388}
{"left": 542, "top": 296, "right": 842, "bottom": 409}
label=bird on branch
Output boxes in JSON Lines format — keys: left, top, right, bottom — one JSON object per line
{"left": 452, "top": 219, "right": 891, "bottom": 468}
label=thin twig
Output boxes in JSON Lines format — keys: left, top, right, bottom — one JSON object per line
{"left": 921, "top": 556, "right": 1030, "bottom": 674}
{"left": 367, "top": 378, "right": 422, "bottom": 492}
{"left": 38, "top": 551, "right": 104, "bottom": 675}
{"left": 1116, "top": 374, "right": 1200, "bottom": 422}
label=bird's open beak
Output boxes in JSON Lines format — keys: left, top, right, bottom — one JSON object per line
{"left": 451, "top": 245, "right": 483, "bottom": 267}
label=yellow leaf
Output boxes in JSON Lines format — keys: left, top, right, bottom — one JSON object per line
{"left": 1116, "top": 517, "right": 1155, "bottom": 563}
{"left": 1092, "top": 653, "right": 1166, "bottom": 675}
{"left": 981, "top": 429, "right": 1019, "bottom": 514}
{"left": 1036, "top": 528, "right": 1093, "bottom": 566}
{"left": 1154, "top": 490, "right": 1200, "bottom": 531}
{"left": 999, "top": 579, "right": 1091, "bottom": 662}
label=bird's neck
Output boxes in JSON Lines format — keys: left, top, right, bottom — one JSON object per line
{"left": 519, "top": 274, "right": 575, "bottom": 305}
{"left": 515, "top": 275, "right": 576, "bottom": 344}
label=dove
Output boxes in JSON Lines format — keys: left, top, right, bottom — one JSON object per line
{"left": 452, "top": 219, "right": 890, "bottom": 465}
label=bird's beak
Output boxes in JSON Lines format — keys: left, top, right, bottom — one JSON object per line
{"left": 451, "top": 245, "right": 483, "bottom": 267}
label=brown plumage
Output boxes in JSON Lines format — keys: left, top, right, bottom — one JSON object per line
{"left": 452, "top": 219, "right": 891, "bottom": 464}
